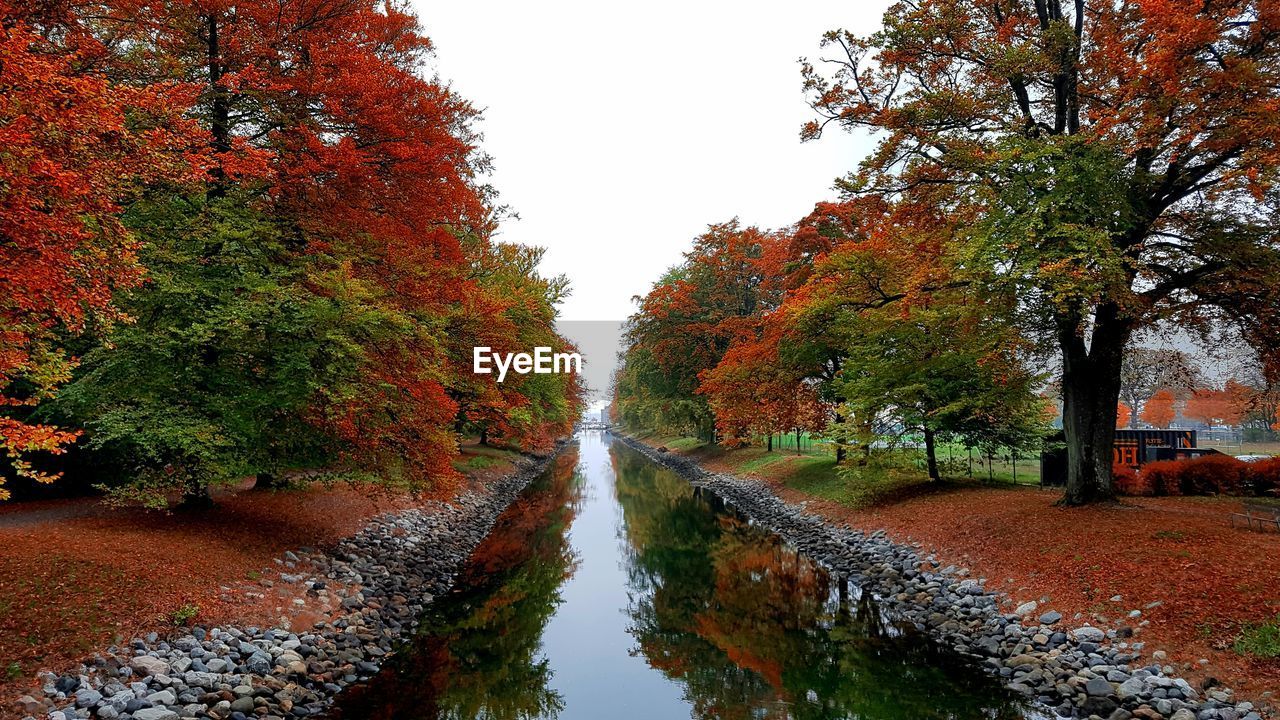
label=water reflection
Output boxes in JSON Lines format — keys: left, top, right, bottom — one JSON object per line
{"left": 612, "top": 444, "right": 1031, "bottom": 720}
{"left": 328, "top": 434, "right": 1032, "bottom": 720}
{"left": 328, "top": 449, "right": 584, "bottom": 720}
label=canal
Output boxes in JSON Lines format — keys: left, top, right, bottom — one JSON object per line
{"left": 328, "top": 431, "right": 1036, "bottom": 719}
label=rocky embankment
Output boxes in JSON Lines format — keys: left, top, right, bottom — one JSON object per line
{"left": 12, "top": 444, "right": 567, "bottom": 720}
{"left": 614, "top": 433, "right": 1270, "bottom": 720}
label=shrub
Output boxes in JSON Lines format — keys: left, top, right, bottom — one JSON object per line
{"left": 1141, "top": 459, "right": 1186, "bottom": 496}
{"left": 1180, "top": 455, "right": 1251, "bottom": 495}
{"left": 1250, "top": 457, "right": 1280, "bottom": 496}
{"left": 1113, "top": 463, "right": 1154, "bottom": 496}
{"left": 1139, "top": 454, "right": 1253, "bottom": 496}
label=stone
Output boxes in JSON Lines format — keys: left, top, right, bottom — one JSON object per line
{"left": 1074, "top": 626, "right": 1106, "bottom": 643}
{"left": 129, "top": 657, "right": 169, "bottom": 677}
{"left": 1086, "top": 677, "right": 1114, "bottom": 697}
{"left": 144, "top": 690, "right": 175, "bottom": 707}
{"left": 230, "top": 696, "right": 255, "bottom": 713}
{"left": 245, "top": 654, "right": 271, "bottom": 675}
{"left": 1170, "top": 710, "right": 1196, "bottom": 720}
{"left": 1039, "top": 611, "right": 1062, "bottom": 625}
{"left": 1014, "top": 601, "right": 1037, "bottom": 616}
{"left": 132, "top": 708, "right": 180, "bottom": 720}
{"left": 1117, "top": 677, "right": 1147, "bottom": 700}
{"left": 73, "top": 690, "right": 102, "bottom": 709}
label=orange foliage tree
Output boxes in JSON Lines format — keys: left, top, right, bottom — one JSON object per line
{"left": 1140, "top": 390, "right": 1177, "bottom": 429}
{"left": 1116, "top": 403, "right": 1132, "bottom": 430}
{"left": 1184, "top": 381, "right": 1253, "bottom": 427}
{"left": 615, "top": 222, "right": 789, "bottom": 438}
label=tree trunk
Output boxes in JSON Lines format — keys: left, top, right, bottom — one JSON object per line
{"left": 923, "top": 426, "right": 940, "bottom": 481}
{"left": 206, "top": 13, "right": 230, "bottom": 199}
{"left": 795, "top": 429, "right": 802, "bottom": 455}
{"left": 833, "top": 410, "right": 846, "bottom": 463}
{"left": 766, "top": 433, "right": 773, "bottom": 452}
{"left": 479, "top": 426, "right": 489, "bottom": 446}
{"left": 181, "top": 476, "right": 214, "bottom": 509}
{"left": 1058, "top": 303, "right": 1131, "bottom": 505}
{"left": 253, "top": 471, "right": 287, "bottom": 490}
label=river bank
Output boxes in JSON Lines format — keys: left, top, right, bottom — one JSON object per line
{"left": 4, "top": 443, "right": 570, "bottom": 720}
{"left": 613, "top": 432, "right": 1274, "bottom": 720}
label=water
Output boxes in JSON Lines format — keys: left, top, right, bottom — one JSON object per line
{"left": 329, "top": 432, "right": 1035, "bottom": 719}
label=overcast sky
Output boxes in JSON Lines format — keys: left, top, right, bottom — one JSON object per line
{"left": 409, "top": 0, "right": 889, "bottom": 321}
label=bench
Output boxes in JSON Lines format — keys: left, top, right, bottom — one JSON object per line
{"left": 1231, "top": 501, "right": 1280, "bottom": 532}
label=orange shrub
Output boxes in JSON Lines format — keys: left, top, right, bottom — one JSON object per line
{"left": 1180, "top": 454, "right": 1251, "bottom": 495}
{"left": 1113, "top": 463, "right": 1154, "bottom": 496}
{"left": 1250, "top": 457, "right": 1280, "bottom": 496}
{"left": 1138, "top": 454, "right": 1253, "bottom": 496}
{"left": 1141, "top": 459, "right": 1186, "bottom": 496}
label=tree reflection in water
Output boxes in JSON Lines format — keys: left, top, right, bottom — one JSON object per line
{"left": 327, "top": 439, "right": 1033, "bottom": 720}
{"left": 611, "top": 445, "right": 1032, "bottom": 720}
{"left": 328, "top": 449, "right": 584, "bottom": 720}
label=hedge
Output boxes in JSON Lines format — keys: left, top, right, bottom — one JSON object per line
{"left": 1115, "top": 454, "right": 1270, "bottom": 497}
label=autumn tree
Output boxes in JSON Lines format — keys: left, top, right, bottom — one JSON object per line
{"left": 0, "top": 3, "right": 197, "bottom": 499}
{"left": 1235, "top": 368, "right": 1280, "bottom": 440}
{"left": 5, "top": 0, "right": 582, "bottom": 504}
{"left": 1185, "top": 385, "right": 1243, "bottom": 427}
{"left": 618, "top": 222, "right": 788, "bottom": 439}
{"left": 1119, "top": 348, "right": 1201, "bottom": 428}
{"left": 1140, "top": 390, "right": 1178, "bottom": 429}
{"left": 48, "top": 198, "right": 398, "bottom": 507}
{"left": 1116, "top": 403, "right": 1133, "bottom": 430}
{"left": 697, "top": 325, "right": 827, "bottom": 450}
{"left": 802, "top": 0, "right": 1280, "bottom": 503}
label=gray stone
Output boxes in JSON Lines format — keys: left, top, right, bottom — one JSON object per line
{"left": 132, "top": 708, "right": 179, "bottom": 720}
{"left": 230, "top": 696, "right": 255, "bottom": 713}
{"left": 1117, "top": 677, "right": 1146, "bottom": 699}
{"left": 1074, "top": 626, "right": 1106, "bottom": 643}
{"left": 143, "top": 690, "right": 175, "bottom": 707}
{"left": 128, "top": 657, "right": 169, "bottom": 677}
{"left": 73, "top": 690, "right": 101, "bottom": 709}
{"left": 1086, "top": 677, "right": 1114, "bottom": 697}
{"left": 1039, "top": 611, "right": 1062, "bottom": 625}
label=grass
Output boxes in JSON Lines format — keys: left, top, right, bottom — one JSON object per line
{"left": 170, "top": 604, "right": 199, "bottom": 627}
{"left": 455, "top": 455, "right": 499, "bottom": 470}
{"left": 453, "top": 441, "right": 524, "bottom": 473}
{"left": 1234, "top": 615, "right": 1280, "bottom": 658}
{"left": 787, "top": 459, "right": 942, "bottom": 509}
{"left": 632, "top": 429, "right": 945, "bottom": 510}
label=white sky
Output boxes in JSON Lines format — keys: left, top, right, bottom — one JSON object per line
{"left": 410, "top": 0, "right": 889, "bottom": 321}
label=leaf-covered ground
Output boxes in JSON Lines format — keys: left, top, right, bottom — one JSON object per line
{"left": 661, "top": 439, "right": 1280, "bottom": 707}
{"left": 0, "top": 445, "right": 521, "bottom": 711}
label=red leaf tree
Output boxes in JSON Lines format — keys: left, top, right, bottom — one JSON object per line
{"left": 0, "top": 4, "right": 198, "bottom": 497}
